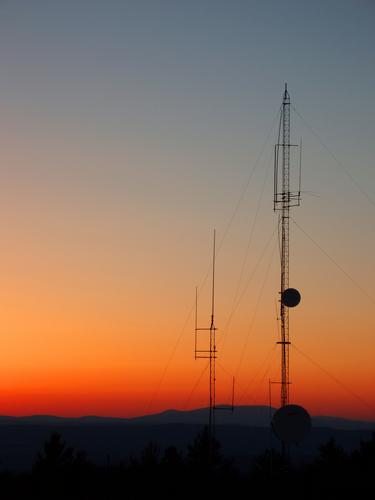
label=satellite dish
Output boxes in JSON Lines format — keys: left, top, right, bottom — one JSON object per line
{"left": 281, "top": 288, "right": 301, "bottom": 308}
{"left": 271, "top": 404, "right": 311, "bottom": 444}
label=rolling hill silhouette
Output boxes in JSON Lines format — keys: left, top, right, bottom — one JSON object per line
{"left": 0, "top": 406, "right": 373, "bottom": 429}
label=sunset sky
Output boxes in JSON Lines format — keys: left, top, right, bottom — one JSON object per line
{"left": 0, "top": 0, "right": 374, "bottom": 420}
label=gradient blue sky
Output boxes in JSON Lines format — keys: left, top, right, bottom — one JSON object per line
{"left": 0, "top": 0, "right": 374, "bottom": 418}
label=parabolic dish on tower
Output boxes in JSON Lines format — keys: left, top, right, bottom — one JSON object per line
{"left": 281, "top": 288, "right": 301, "bottom": 308}
{"left": 271, "top": 404, "right": 311, "bottom": 444}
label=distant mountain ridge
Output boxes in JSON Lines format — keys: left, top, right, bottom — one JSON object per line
{"left": 0, "top": 406, "right": 373, "bottom": 470}
{"left": 0, "top": 406, "right": 373, "bottom": 430}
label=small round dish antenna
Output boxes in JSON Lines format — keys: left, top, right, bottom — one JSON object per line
{"left": 271, "top": 404, "right": 311, "bottom": 444}
{"left": 281, "top": 288, "right": 301, "bottom": 308}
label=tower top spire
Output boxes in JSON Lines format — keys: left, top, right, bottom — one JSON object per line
{"left": 283, "top": 82, "right": 290, "bottom": 101}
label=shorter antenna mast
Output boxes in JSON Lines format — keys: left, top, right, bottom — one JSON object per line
{"left": 299, "top": 137, "right": 302, "bottom": 198}
{"left": 210, "top": 229, "right": 216, "bottom": 434}
{"left": 194, "top": 230, "right": 218, "bottom": 441}
{"left": 211, "top": 229, "right": 216, "bottom": 327}
{"left": 194, "top": 230, "right": 235, "bottom": 448}
{"left": 195, "top": 286, "right": 198, "bottom": 360}
{"left": 231, "top": 377, "right": 235, "bottom": 412}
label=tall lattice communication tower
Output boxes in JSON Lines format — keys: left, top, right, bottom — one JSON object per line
{"left": 271, "top": 84, "right": 311, "bottom": 449}
{"left": 273, "top": 84, "right": 301, "bottom": 408}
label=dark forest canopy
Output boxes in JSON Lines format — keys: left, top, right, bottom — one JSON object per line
{"left": 0, "top": 429, "right": 374, "bottom": 499}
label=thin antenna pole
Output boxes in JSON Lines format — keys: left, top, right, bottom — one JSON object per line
{"left": 195, "top": 287, "right": 198, "bottom": 360}
{"left": 268, "top": 379, "right": 272, "bottom": 421}
{"left": 231, "top": 376, "right": 235, "bottom": 412}
{"left": 299, "top": 137, "right": 302, "bottom": 198}
{"left": 209, "top": 229, "right": 216, "bottom": 441}
{"left": 211, "top": 229, "right": 216, "bottom": 326}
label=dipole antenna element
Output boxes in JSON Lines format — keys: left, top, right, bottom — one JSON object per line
{"left": 273, "top": 84, "right": 302, "bottom": 408}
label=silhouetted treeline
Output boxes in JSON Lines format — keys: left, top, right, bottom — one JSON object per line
{"left": 0, "top": 427, "right": 374, "bottom": 499}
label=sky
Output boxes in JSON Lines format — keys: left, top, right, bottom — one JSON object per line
{"left": 0, "top": 0, "right": 374, "bottom": 420}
